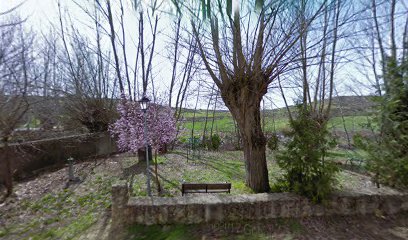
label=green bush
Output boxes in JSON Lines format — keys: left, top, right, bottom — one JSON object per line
{"left": 276, "top": 106, "right": 339, "bottom": 203}
{"left": 207, "top": 134, "right": 221, "bottom": 150}
{"left": 353, "top": 57, "right": 408, "bottom": 189}
{"left": 185, "top": 136, "right": 202, "bottom": 150}
{"left": 354, "top": 133, "right": 408, "bottom": 188}
{"left": 267, "top": 134, "right": 279, "bottom": 151}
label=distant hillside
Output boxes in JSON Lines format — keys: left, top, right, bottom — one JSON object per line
{"left": 181, "top": 95, "right": 376, "bottom": 125}
{"left": 330, "top": 95, "right": 376, "bottom": 117}
{"left": 179, "top": 95, "right": 377, "bottom": 137}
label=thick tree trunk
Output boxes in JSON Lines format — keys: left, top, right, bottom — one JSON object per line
{"left": 237, "top": 107, "right": 270, "bottom": 193}
{"left": 241, "top": 133, "right": 269, "bottom": 192}
{"left": 224, "top": 87, "right": 270, "bottom": 193}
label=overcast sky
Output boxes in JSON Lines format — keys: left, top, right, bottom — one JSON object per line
{"left": 1, "top": 0, "right": 396, "bottom": 110}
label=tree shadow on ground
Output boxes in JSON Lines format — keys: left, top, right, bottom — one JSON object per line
{"left": 94, "top": 210, "right": 111, "bottom": 240}
{"left": 122, "top": 160, "right": 146, "bottom": 195}
{"left": 196, "top": 156, "right": 244, "bottom": 180}
{"left": 122, "top": 161, "right": 145, "bottom": 179}
{"left": 156, "top": 172, "right": 180, "bottom": 196}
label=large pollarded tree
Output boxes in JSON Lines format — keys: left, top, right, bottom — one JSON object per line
{"left": 190, "top": 0, "right": 326, "bottom": 192}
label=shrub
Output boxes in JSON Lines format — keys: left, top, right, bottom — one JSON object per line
{"left": 276, "top": 106, "right": 339, "bottom": 203}
{"left": 189, "top": 136, "right": 202, "bottom": 150}
{"left": 353, "top": 57, "right": 408, "bottom": 189}
{"left": 207, "top": 134, "right": 221, "bottom": 151}
{"left": 267, "top": 134, "right": 279, "bottom": 151}
{"left": 354, "top": 132, "right": 408, "bottom": 188}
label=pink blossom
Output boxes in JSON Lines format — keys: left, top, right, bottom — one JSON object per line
{"left": 110, "top": 97, "right": 177, "bottom": 153}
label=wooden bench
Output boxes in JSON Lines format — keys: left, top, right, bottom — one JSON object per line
{"left": 181, "top": 183, "right": 231, "bottom": 196}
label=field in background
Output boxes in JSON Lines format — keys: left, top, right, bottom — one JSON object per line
{"left": 180, "top": 96, "right": 376, "bottom": 145}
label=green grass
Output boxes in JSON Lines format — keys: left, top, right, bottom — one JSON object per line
{"left": 190, "top": 153, "right": 275, "bottom": 194}
{"left": 3, "top": 147, "right": 373, "bottom": 239}
{"left": 180, "top": 153, "right": 252, "bottom": 194}
{"left": 123, "top": 150, "right": 283, "bottom": 196}
{"left": 183, "top": 117, "right": 235, "bottom": 132}
{"left": 155, "top": 155, "right": 167, "bottom": 164}
{"left": 126, "top": 149, "right": 365, "bottom": 197}
{"left": 4, "top": 175, "right": 116, "bottom": 239}
{"left": 126, "top": 218, "right": 303, "bottom": 240}
{"left": 328, "top": 115, "right": 375, "bottom": 131}
{"left": 328, "top": 148, "right": 368, "bottom": 165}
{"left": 182, "top": 113, "right": 374, "bottom": 136}
{"left": 182, "top": 110, "right": 232, "bottom": 119}
{"left": 29, "top": 212, "right": 96, "bottom": 240}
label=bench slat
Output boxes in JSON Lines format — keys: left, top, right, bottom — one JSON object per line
{"left": 182, "top": 183, "right": 208, "bottom": 190}
{"left": 181, "top": 183, "right": 231, "bottom": 195}
{"left": 206, "top": 183, "right": 231, "bottom": 190}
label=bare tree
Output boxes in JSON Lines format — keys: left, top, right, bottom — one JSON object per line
{"left": 91, "top": 0, "right": 162, "bottom": 100}
{"left": 57, "top": 3, "right": 117, "bottom": 132}
{"left": 298, "top": 0, "right": 344, "bottom": 118}
{"left": 0, "top": 16, "right": 33, "bottom": 198}
{"left": 173, "top": 31, "right": 198, "bottom": 124}
{"left": 189, "top": 1, "right": 326, "bottom": 192}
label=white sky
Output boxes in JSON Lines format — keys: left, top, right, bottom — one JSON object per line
{"left": 0, "top": 0, "right": 57, "bottom": 27}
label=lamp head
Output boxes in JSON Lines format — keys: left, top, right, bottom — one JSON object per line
{"left": 139, "top": 96, "right": 150, "bottom": 111}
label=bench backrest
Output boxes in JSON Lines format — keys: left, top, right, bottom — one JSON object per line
{"left": 182, "top": 183, "right": 231, "bottom": 191}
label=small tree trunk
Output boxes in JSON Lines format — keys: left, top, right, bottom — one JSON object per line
{"left": 233, "top": 119, "right": 241, "bottom": 150}
{"left": 154, "top": 150, "right": 161, "bottom": 193}
{"left": 210, "top": 92, "right": 219, "bottom": 138}
{"left": 202, "top": 85, "right": 215, "bottom": 144}
{"left": 3, "top": 138, "right": 13, "bottom": 198}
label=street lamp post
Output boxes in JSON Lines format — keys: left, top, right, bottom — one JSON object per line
{"left": 139, "top": 96, "right": 151, "bottom": 196}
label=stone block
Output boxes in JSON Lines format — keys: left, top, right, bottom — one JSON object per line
{"left": 280, "top": 198, "right": 299, "bottom": 218}
{"left": 111, "top": 181, "right": 129, "bottom": 228}
{"left": 401, "top": 195, "right": 408, "bottom": 211}
{"left": 223, "top": 202, "right": 245, "bottom": 221}
{"left": 168, "top": 205, "right": 187, "bottom": 223}
{"left": 311, "top": 203, "right": 325, "bottom": 217}
{"left": 186, "top": 204, "right": 205, "bottom": 224}
{"left": 205, "top": 204, "right": 224, "bottom": 223}
{"left": 256, "top": 201, "right": 275, "bottom": 219}
{"left": 299, "top": 198, "right": 313, "bottom": 217}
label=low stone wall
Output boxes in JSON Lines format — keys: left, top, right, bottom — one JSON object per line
{"left": 111, "top": 182, "right": 408, "bottom": 228}
{"left": 0, "top": 132, "right": 117, "bottom": 181}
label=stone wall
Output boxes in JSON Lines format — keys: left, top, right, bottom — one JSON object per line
{"left": 0, "top": 132, "right": 117, "bottom": 181}
{"left": 111, "top": 183, "right": 408, "bottom": 228}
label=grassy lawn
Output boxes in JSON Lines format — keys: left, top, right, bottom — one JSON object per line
{"left": 0, "top": 162, "right": 121, "bottom": 240}
{"left": 328, "top": 115, "right": 376, "bottom": 132}
{"left": 123, "top": 148, "right": 379, "bottom": 197}
{"left": 181, "top": 113, "right": 374, "bottom": 137}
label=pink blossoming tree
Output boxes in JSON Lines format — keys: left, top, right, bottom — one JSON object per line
{"left": 110, "top": 97, "right": 177, "bottom": 193}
